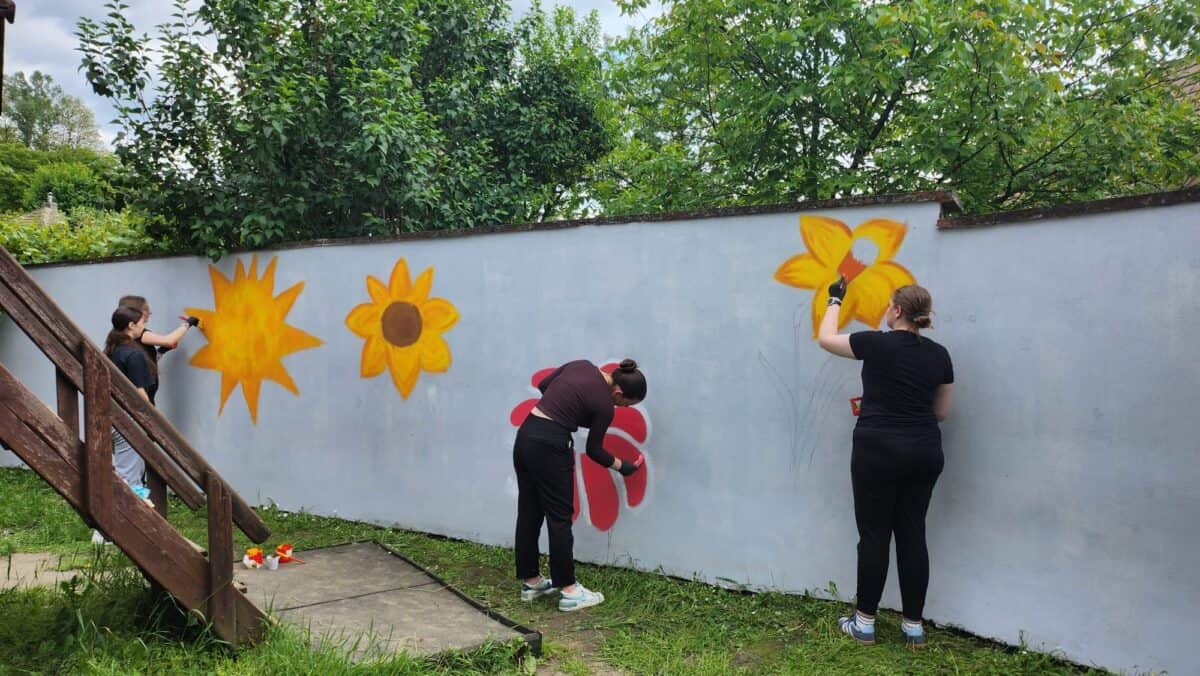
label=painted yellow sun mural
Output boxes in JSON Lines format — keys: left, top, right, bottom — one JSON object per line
{"left": 185, "top": 256, "right": 323, "bottom": 423}
{"left": 345, "top": 258, "right": 459, "bottom": 399}
{"left": 775, "top": 215, "right": 917, "bottom": 337}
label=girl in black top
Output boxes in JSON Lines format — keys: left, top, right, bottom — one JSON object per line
{"left": 818, "top": 279, "right": 954, "bottom": 648}
{"left": 513, "top": 359, "right": 646, "bottom": 612}
{"left": 93, "top": 306, "right": 157, "bottom": 543}
{"left": 118, "top": 295, "right": 198, "bottom": 405}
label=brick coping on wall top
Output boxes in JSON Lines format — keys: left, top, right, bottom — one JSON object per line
{"left": 936, "top": 186, "right": 1200, "bottom": 230}
{"left": 21, "top": 187, "right": 1200, "bottom": 269}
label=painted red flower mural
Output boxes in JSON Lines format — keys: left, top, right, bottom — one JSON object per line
{"left": 509, "top": 362, "right": 650, "bottom": 532}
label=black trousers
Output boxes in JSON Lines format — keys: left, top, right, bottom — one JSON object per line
{"left": 513, "top": 415, "right": 577, "bottom": 588}
{"left": 850, "top": 425, "right": 943, "bottom": 621}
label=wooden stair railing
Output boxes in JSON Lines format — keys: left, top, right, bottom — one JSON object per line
{"left": 0, "top": 246, "right": 270, "bottom": 645}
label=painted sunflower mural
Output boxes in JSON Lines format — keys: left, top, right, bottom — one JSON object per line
{"left": 775, "top": 215, "right": 917, "bottom": 337}
{"left": 345, "top": 258, "right": 459, "bottom": 399}
{"left": 186, "top": 256, "right": 324, "bottom": 423}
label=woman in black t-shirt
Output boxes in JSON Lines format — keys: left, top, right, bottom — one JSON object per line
{"left": 817, "top": 278, "right": 954, "bottom": 648}
{"left": 512, "top": 359, "right": 646, "bottom": 612}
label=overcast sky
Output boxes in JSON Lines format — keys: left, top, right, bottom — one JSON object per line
{"left": 7, "top": 0, "right": 663, "bottom": 147}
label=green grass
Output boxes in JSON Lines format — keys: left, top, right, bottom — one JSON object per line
{"left": 0, "top": 467, "right": 1104, "bottom": 674}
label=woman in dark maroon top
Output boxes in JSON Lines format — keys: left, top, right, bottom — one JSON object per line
{"left": 513, "top": 358, "right": 647, "bottom": 612}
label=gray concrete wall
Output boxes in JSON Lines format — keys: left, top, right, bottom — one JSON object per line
{"left": 1, "top": 198, "right": 1196, "bottom": 674}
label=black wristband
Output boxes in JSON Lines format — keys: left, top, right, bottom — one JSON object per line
{"left": 827, "top": 297, "right": 842, "bottom": 306}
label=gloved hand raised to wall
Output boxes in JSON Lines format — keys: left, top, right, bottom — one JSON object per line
{"left": 179, "top": 315, "right": 201, "bottom": 327}
{"left": 828, "top": 275, "right": 847, "bottom": 302}
{"left": 616, "top": 454, "right": 645, "bottom": 476}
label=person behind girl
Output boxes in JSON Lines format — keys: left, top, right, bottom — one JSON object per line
{"left": 817, "top": 279, "right": 954, "bottom": 648}
{"left": 117, "top": 295, "right": 199, "bottom": 405}
{"left": 513, "top": 358, "right": 647, "bottom": 612}
{"left": 94, "top": 306, "right": 158, "bottom": 543}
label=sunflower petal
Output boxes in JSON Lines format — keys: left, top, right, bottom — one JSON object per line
{"left": 849, "top": 261, "right": 917, "bottom": 328}
{"left": 217, "top": 371, "right": 238, "bottom": 413}
{"left": 387, "top": 346, "right": 421, "bottom": 399}
{"left": 851, "top": 219, "right": 908, "bottom": 261}
{"left": 800, "top": 215, "right": 853, "bottom": 267}
{"left": 361, "top": 337, "right": 387, "bottom": 378}
{"left": 411, "top": 268, "right": 434, "bottom": 303}
{"left": 420, "top": 298, "right": 459, "bottom": 332}
{"left": 810, "top": 287, "right": 859, "bottom": 338}
{"left": 388, "top": 258, "right": 411, "bottom": 298}
{"left": 366, "top": 276, "right": 390, "bottom": 305}
{"left": 264, "top": 359, "right": 299, "bottom": 395}
{"left": 580, "top": 457, "right": 619, "bottom": 531}
{"left": 774, "top": 253, "right": 833, "bottom": 290}
{"left": 345, "top": 303, "right": 382, "bottom": 338}
{"left": 419, "top": 334, "right": 452, "bottom": 373}
{"left": 242, "top": 377, "right": 262, "bottom": 424}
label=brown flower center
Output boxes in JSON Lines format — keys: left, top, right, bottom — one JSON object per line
{"left": 381, "top": 302, "right": 422, "bottom": 347}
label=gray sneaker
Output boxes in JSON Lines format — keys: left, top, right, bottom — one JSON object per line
{"left": 838, "top": 614, "right": 876, "bottom": 645}
{"left": 903, "top": 625, "right": 927, "bottom": 649}
{"left": 520, "top": 578, "right": 557, "bottom": 602}
{"left": 558, "top": 584, "right": 604, "bottom": 612}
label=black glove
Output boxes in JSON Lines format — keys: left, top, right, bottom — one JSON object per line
{"left": 616, "top": 458, "right": 642, "bottom": 476}
{"left": 186, "top": 316, "right": 200, "bottom": 327}
{"left": 828, "top": 275, "right": 847, "bottom": 301}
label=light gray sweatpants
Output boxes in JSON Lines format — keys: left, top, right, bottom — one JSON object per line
{"left": 112, "top": 429, "right": 145, "bottom": 489}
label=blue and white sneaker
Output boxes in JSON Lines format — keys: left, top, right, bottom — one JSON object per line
{"left": 902, "top": 621, "right": 926, "bottom": 648}
{"left": 838, "top": 613, "right": 876, "bottom": 645}
{"left": 558, "top": 583, "right": 604, "bottom": 612}
{"left": 520, "top": 578, "right": 557, "bottom": 602}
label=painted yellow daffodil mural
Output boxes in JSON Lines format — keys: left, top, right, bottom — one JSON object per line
{"left": 345, "top": 258, "right": 459, "bottom": 399}
{"left": 186, "top": 256, "right": 324, "bottom": 423}
{"left": 775, "top": 216, "right": 917, "bottom": 337}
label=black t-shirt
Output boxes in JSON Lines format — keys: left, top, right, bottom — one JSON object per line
{"left": 849, "top": 330, "right": 953, "bottom": 429}
{"left": 110, "top": 344, "right": 158, "bottom": 405}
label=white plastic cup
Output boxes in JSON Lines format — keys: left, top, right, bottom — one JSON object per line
{"left": 265, "top": 555, "right": 280, "bottom": 570}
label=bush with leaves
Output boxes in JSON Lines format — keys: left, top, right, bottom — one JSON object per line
{"left": 0, "top": 143, "right": 126, "bottom": 212}
{"left": 0, "top": 208, "right": 167, "bottom": 265}
{"left": 22, "top": 162, "right": 113, "bottom": 212}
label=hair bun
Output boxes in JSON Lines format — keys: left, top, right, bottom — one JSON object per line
{"left": 618, "top": 358, "right": 638, "bottom": 372}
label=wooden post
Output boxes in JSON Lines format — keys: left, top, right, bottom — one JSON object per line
{"left": 55, "top": 367, "right": 78, "bottom": 437}
{"left": 146, "top": 469, "right": 167, "bottom": 517}
{"left": 82, "top": 347, "right": 111, "bottom": 527}
{"left": 206, "top": 470, "right": 236, "bottom": 643}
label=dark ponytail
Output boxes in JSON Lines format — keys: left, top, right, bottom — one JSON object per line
{"left": 105, "top": 306, "right": 143, "bottom": 357}
{"left": 610, "top": 358, "right": 647, "bottom": 401}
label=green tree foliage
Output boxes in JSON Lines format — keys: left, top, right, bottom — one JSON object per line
{"left": 77, "top": 0, "right": 612, "bottom": 258}
{"left": 0, "top": 71, "right": 104, "bottom": 151}
{"left": 595, "top": 0, "right": 1200, "bottom": 214}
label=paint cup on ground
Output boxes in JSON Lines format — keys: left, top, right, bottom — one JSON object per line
{"left": 265, "top": 555, "right": 280, "bottom": 570}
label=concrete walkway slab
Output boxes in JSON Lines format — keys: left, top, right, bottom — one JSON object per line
{"left": 0, "top": 553, "right": 79, "bottom": 590}
{"left": 233, "top": 541, "right": 538, "bottom": 661}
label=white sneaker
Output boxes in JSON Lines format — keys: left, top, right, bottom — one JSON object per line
{"left": 90, "top": 530, "right": 110, "bottom": 545}
{"left": 558, "top": 583, "right": 604, "bottom": 612}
